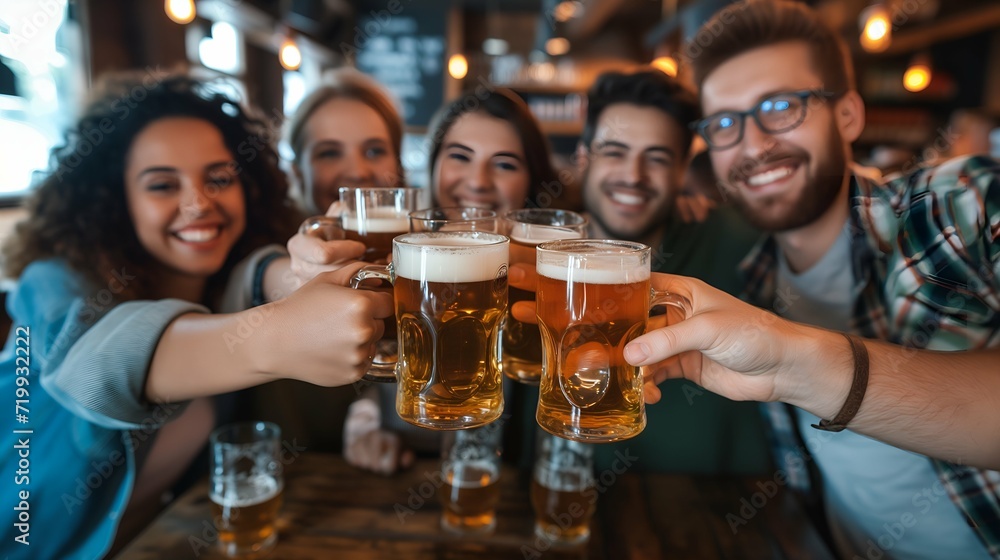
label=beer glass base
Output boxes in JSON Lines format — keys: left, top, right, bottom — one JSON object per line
{"left": 537, "top": 415, "right": 645, "bottom": 443}
{"left": 501, "top": 357, "right": 542, "bottom": 385}
{"left": 534, "top": 522, "right": 590, "bottom": 547}
{"left": 218, "top": 531, "right": 277, "bottom": 559}
{"left": 441, "top": 514, "right": 497, "bottom": 536}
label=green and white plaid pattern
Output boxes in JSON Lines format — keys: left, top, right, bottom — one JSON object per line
{"left": 740, "top": 155, "right": 1000, "bottom": 557}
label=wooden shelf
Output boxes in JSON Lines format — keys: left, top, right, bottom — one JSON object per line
{"left": 539, "top": 120, "right": 584, "bottom": 136}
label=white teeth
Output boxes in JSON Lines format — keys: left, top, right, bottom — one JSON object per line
{"left": 610, "top": 192, "right": 645, "bottom": 205}
{"left": 747, "top": 166, "right": 794, "bottom": 187}
{"left": 175, "top": 227, "right": 220, "bottom": 243}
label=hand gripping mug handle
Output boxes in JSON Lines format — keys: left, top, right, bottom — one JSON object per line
{"left": 649, "top": 288, "right": 692, "bottom": 327}
{"left": 350, "top": 265, "right": 397, "bottom": 383}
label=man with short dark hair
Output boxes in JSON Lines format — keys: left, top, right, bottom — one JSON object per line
{"left": 630, "top": 1, "right": 999, "bottom": 557}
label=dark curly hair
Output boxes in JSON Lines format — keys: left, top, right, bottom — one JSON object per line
{"left": 2, "top": 72, "right": 303, "bottom": 304}
{"left": 426, "top": 87, "right": 564, "bottom": 210}
{"left": 581, "top": 69, "right": 701, "bottom": 158}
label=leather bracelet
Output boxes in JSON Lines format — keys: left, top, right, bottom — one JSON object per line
{"left": 812, "top": 333, "right": 869, "bottom": 432}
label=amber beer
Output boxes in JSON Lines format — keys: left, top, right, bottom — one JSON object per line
{"left": 530, "top": 467, "right": 596, "bottom": 545}
{"left": 209, "top": 474, "right": 284, "bottom": 556}
{"left": 439, "top": 460, "right": 502, "bottom": 533}
{"left": 503, "top": 224, "right": 584, "bottom": 384}
{"left": 393, "top": 232, "right": 509, "bottom": 429}
{"left": 535, "top": 239, "right": 680, "bottom": 442}
{"left": 342, "top": 211, "right": 409, "bottom": 263}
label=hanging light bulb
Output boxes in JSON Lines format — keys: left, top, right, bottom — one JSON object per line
{"left": 165, "top": 0, "right": 196, "bottom": 25}
{"left": 279, "top": 36, "right": 302, "bottom": 71}
{"left": 448, "top": 54, "right": 468, "bottom": 80}
{"left": 859, "top": 3, "right": 891, "bottom": 53}
{"left": 652, "top": 56, "right": 678, "bottom": 77}
{"left": 903, "top": 54, "right": 931, "bottom": 92}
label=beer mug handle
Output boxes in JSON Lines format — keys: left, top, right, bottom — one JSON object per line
{"left": 299, "top": 215, "right": 345, "bottom": 241}
{"left": 649, "top": 289, "right": 691, "bottom": 325}
{"left": 350, "top": 265, "right": 397, "bottom": 383}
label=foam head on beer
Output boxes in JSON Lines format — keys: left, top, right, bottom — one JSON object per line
{"left": 393, "top": 232, "right": 509, "bottom": 284}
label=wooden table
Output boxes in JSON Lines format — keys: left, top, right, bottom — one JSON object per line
{"left": 116, "top": 453, "right": 833, "bottom": 559}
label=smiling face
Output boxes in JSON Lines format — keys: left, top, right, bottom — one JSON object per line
{"left": 432, "top": 111, "right": 531, "bottom": 215}
{"left": 581, "top": 103, "right": 687, "bottom": 242}
{"left": 700, "top": 41, "right": 859, "bottom": 232}
{"left": 295, "top": 97, "right": 401, "bottom": 214}
{"left": 125, "top": 117, "right": 246, "bottom": 284}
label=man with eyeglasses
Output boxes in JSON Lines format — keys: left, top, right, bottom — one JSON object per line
{"left": 624, "top": 1, "right": 999, "bottom": 558}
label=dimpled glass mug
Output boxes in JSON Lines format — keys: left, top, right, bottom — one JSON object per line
{"left": 351, "top": 231, "right": 509, "bottom": 429}
{"left": 534, "top": 239, "right": 691, "bottom": 442}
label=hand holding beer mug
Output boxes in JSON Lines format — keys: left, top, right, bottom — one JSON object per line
{"left": 209, "top": 422, "right": 284, "bottom": 558}
{"left": 535, "top": 240, "right": 691, "bottom": 442}
{"left": 531, "top": 429, "right": 596, "bottom": 546}
{"left": 439, "top": 424, "right": 503, "bottom": 535}
{"left": 339, "top": 187, "right": 424, "bottom": 262}
{"left": 502, "top": 209, "right": 587, "bottom": 384}
{"left": 351, "top": 231, "right": 509, "bottom": 428}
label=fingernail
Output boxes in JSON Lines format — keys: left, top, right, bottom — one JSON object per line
{"left": 624, "top": 342, "right": 649, "bottom": 363}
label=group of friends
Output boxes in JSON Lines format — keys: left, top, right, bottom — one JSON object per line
{"left": 1, "top": 1, "right": 998, "bottom": 558}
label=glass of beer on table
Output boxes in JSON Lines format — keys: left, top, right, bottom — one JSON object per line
{"left": 501, "top": 209, "right": 587, "bottom": 384}
{"left": 535, "top": 240, "right": 691, "bottom": 442}
{"left": 531, "top": 429, "right": 596, "bottom": 546}
{"left": 351, "top": 231, "right": 509, "bottom": 427}
{"left": 438, "top": 424, "right": 503, "bottom": 535}
{"left": 209, "top": 422, "right": 284, "bottom": 558}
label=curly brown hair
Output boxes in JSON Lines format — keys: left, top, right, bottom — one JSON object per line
{"left": 2, "top": 72, "right": 303, "bottom": 304}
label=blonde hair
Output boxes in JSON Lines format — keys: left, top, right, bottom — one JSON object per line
{"left": 285, "top": 67, "right": 404, "bottom": 170}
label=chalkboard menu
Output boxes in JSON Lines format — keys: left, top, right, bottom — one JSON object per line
{"left": 353, "top": 3, "right": 446, "bottom": 127}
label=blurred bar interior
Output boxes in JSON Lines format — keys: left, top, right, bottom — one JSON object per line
{"left": 1, "top": 0, "right": 999, "bottom": 214}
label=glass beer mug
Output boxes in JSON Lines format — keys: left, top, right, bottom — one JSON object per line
{"left": 501, "top": 208, "right": 587, "bottom": 384}
{"left": 439, "top": 424, "right": 503, "bottom": 535}
{"left": 339, "top": 187, "right": 424, "bottom": 262}
{"left": 534, "top": 239, "right": 691, "bottom": 442}
{"left": 351, "top": 231, "right": 509, "bottom": 429}
{"left": 531, "top": 429, "right": 596, "bottom": 546}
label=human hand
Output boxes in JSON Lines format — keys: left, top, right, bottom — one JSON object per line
{"left": 258, "top": 263, "right": 394, "bottom": 387}
{"left": 343, "top": 398, "right": 415, "bottom": 475}
{"left": 287, "top": 202, "right": 367, "bottom": 291}
{"left": 624, "top": 274, "right": 816, "bottom": 405}
{"left": 508, "top": 263, "right": 539, "bottom": 324}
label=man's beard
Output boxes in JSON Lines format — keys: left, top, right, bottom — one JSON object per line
{"left": 728, "top": 129, "right": 847, "bottom": 233}
{"left": 582, "top": 169, "right": 674, "bottom": 243}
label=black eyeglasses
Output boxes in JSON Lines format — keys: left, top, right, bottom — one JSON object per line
{"left": 691, "top": 90, "right": 839, "bottom": 150}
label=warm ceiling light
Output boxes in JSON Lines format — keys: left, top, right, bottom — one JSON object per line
{"left": 860, "top": 4, "right": 891, "bottom": 52}
{"left": 448, "top": 54, "right": 468, "bottom": 80}
{"left": 553, "top": 1, "right": 581, "bottom": 23}
{"left": 279, "top": 37, "right": 302, "bottom": 71}
{"left": 903, "top": 56, "right": 931, "bottom": 92}
{"left": 546, "top": 37, "right": 570, "bottom": 56}
{"left": 165, "top": 0, "right": 196, "bottom": 24}
{"left": 652, "top": 56, "right": 678, "bottom": 77}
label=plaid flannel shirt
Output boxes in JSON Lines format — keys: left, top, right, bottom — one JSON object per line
{"left": 739, "top": 155, "right": 1000, "bottom": 557}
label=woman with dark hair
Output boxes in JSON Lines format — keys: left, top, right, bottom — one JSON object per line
{"left": 0, "top": 73, "right": 392, "bottom": 558}
{"left": 426, "top": 87, "right": 566, "bottom": 214}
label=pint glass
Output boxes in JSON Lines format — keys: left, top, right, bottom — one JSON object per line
{"left": 339, "top": 187, "right": 423, "bottom": 262}
{"left": 439, "top": 424, "right": 503, "bottom": 534}
{"left": 535, "top": 240, "right": 690, "bottom": 442}
{"left": 351, "top": 231, "right": 509, "bottom": 428}
{"left": 530, "top": 429, "right": 596, "bottom": 546}
{"left": 209, "top": 422, "right": 284, "bottom": 558}
{"left": 501, "top": 209, "right": 587, "bottom": 384}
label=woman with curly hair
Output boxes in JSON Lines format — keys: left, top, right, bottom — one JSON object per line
{"left": 0, "top": 73, "right": 392, "bottom": 558}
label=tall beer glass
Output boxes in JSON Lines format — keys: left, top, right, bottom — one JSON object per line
{"left": 408, "top": 207, "right": 499, "bottom": 233}
{"left": 209, "top": 422, "right": 284, "bottom": 558}
{"left": 535, "top": 240, "right": 690, "bottom": 442}
{"left": 339, "top": 187, "right": 423, "bottom": 262}
{"left": 439, "top": 424, "right": 503, "bottom": 534}
{"left": 502, "top": 209, "right": 587, "bottom": 384}
{"left": 351, "top": 231, "right": 509, "bottom": 428}
{"left": 531, "top": 429, "right": 596, "bottom": 546}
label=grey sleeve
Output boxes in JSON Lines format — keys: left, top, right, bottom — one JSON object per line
{"left": 218, "top": 244, "right": 288, "bottom": 313}
{"left": 40, "top": 299, "right": 209, "bottom": 430}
